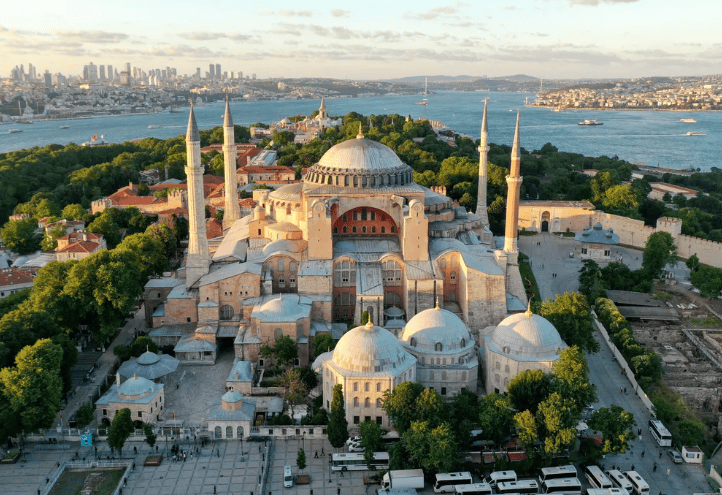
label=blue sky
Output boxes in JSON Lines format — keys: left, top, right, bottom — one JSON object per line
{"left": 1, "top": 0, "right": 719, "bottom": 80}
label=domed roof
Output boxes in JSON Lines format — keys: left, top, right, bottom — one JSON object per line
{"left": 491, "top": 309, "right": 566, "bottom": 359}
{"left": 137, "top": 351, "right": 161, "bottom": 365}
{"left": 118, "top": 375, "right": 155, "bottom": 398}
{"left": 269, "top": 182, "right": 303, "bottom": 201}
{"left": 222, "top": 391, "right": 244, "bottom": 403}
{"left": 332, "top": 321, "right": 414, "bottom": 375}
{"left": 401, "top": 305, "right": 472, "bottom": 352}
{"left": 318, "top": 137, "right": 407, "bottom": 173}
{"left": 262, "top": 239, "right": 303, "bottom": 256}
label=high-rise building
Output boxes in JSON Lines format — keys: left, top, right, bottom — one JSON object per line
{"left": 125, "top": 62, "right": 131, "bottom": 75}
{"left": 238, "top": 71, "right": 243, "bottom": 80}
{"left": 215, "top": 64, "right": 221, "bottom": 80}
{"left": 84, "top": 62, "right": 98, "bottom": 81}
{"left": 44, "top": 70, "right": 52, "bottom": 87}
{"left": 99, "top": 65, "right": 106, "bottom": 80}
{"left": 209, "top": 64, "right": 215, "bottom": 80}
{"left": 107, "top": 65, "right": 113, "bottom": 81}
{"left": 196, "top": 67, "right": 201, "bottom": 79}
{"left": 252, "top": 73, "right": 256, "bottom": 79}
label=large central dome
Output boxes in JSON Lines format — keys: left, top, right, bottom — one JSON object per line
{"left": 305, "top": 136, "right": 415, "bottom": 189}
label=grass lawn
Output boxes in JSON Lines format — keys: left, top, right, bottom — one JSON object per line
{"left": 518, "top": 252, "right": 541, "bottom": 306}
{"left": 50, "top": 468, "right": 125, "bottom": 495}
{"left": 690, "top": 317, "right": 722, "bottom": 328}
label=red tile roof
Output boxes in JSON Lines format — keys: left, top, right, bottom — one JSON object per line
{"left": 57, "top": 231, "right": 103, "bottom": 242}
{"left": 0, "top": 267, "right": 38, "bottom": 287}
{"left": 158, "top": 208, "right": 188, "bottom": 216}
{"left": 206, "top": 218, "right": 223, "bottom": 239}
{"left": 56, "top": 241, "right": 100, "bottom": 254}
{"left": 116, "top": 197, "right": 167, "bottom": 206}
{"left": 239, "top": 198, "right": 256, "bottom": 208}
{"left": 239, "top": 166, "right": 295, "bottom": 174}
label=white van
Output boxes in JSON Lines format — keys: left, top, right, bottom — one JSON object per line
{"left": 486, "top": 470, "right": 517, "bottom": 487}
{"left": 284, "top": 465, "right": 293, "bottom": 488}
{"left": 606, "top": 470, "right": 633, "bottom": 493}
{"left": 623, "top": 471, "right": 649, "bottom": 495}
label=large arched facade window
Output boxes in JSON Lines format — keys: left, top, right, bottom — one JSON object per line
{"left": 220, "top": 305, "right": 234, "bottom": 321}
{"left": 384, "top": 291, "right": 403, "bottom": 309}
{"left": 333, "top": 258, "right": 356, "bottom": 322}
{"left": 333, "top": 207, "right": 397, "bottom": 237}
{"left": 263, "top": 255, "right": 298, "bottom": 294}
{"left": 440, "top": 253, "right": 460, "bottom": 304}
{"left": 226, "top": 426, "right": 233, "bottom": 438}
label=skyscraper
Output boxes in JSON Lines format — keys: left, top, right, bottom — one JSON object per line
{"left": 215, "top": 64, "right": 221, "bottom": 80}
{"left": 209, "top": 64, "right": 215, "bottom": 80}
{"left": 99, "top": 65, "right": 106, "bottom": 80}
{"left": 107, "top": 65, "right": 113, "bottom": 81}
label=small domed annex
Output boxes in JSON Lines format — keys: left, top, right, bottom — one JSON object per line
{"left": 118, "top": 375, "right": 156, "bottom": 399}
{"left": 402, "top": 305, "right": 472, "bottom": 352}
{"left": 332, "top": 321, "right": 414, "bottom": 375}
{"left": 492, "top": 309, "right": 566, "bottom": 359}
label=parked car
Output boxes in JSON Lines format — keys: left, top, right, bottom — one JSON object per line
{"left": 348, "top": 442, "right": 364, "bottom": 452}
{"left": 345, "top": 436, "right": 361, "bottom": 446}
{"left": 668, "top": 450, "right": 683, "bottom": 464}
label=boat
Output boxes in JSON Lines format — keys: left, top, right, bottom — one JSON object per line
{"left": 81, "top": 134, "right": 108, "bottom": 147}
{"left": 687, "top": 131, "right": 705, "bottom": 136}
{"left": 578, "top": 119, "right": 603, "bottom": 126}
{"left": 147, "top": 125, "right": 164, "bottom": 129}
{"left": 680, "top": 118, "right": 696, "bottom": 123}
{"left": 8, "top": 129, "right": 22, "bottom": 133}
{"left": 59, "top": 125, "right": 69, "bottom": 129}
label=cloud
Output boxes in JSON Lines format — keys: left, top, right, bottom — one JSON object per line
{"left": 407, "top": 4, "right": 460, "bottom": 20}
{"left": 331, "top": 9, "right": 349, "bottom": 17}
{"left": 571, "top": 0, "right": 639, "bottom": 5}
{"left": 54, "top": 30, "right": 128, "bottom": 44}
{"left": 449, "top": 22, "right": 474, "bottom": 27}
{"left": 279, "top": 9, "right": 313, "bottom": 17}
{"left": 534, "top": 32, "right": 549, "bottom": 37}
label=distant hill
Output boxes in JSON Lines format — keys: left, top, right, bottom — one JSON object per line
{"left": 490, "top": 74, "right": 540, "bottom": 82}
{"left": 380, "top": 75, "right": 485, "bottom": 84}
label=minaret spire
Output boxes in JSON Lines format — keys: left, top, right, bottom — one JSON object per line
{"left": 504, "top": 111, "right": 523, "bottom": 254}
{"left": 222, "top": 96, "right": 241, "bottom": 229}
{"left": 475, "top": 99, "right": 490, "bottom": 227}
{"left": 185, "top": 102, "right": 210, "bottom": 288}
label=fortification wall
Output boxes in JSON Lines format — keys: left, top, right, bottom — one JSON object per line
{"left": 591, "top": 211, "right": 654, "bottom": 248}
{"left": 676, "top": 235, "right": 722, "bottom": 268}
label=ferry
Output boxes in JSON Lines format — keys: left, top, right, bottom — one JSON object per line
{"left": 8, "top": 129, "right": 23, "bottom": 133}
{"left": 687, "top": 131, "right": 705, "bottom": 136}
{"left": 578, "top": 119, "right": 603, "bottom": 126}
{"left": 147, "top": 125, "right": 164, "bottom": 129}
{"left": 680, "top": 118, "right": 696, "bottom": 123}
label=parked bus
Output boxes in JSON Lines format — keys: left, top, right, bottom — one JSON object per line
{"left": 496, "top": 479, "right": 539, "bottom": 494}
{"left": 284, "top": 465, "right": 293, "bottom": 488}
{"left": 486, "top": 470, "right": 516, "bottom": 487}
{"left": 648, "top": 419, "right": 672, "bottom": 447}
{"left": 623, "top": 471, "right": 649, "bottom": 495}
{"left": 433, "top": 472, "right": 473, "bottom": 493}
{"left": 541, "top": 477, "right": 582, "bottom": 494}
{"left": 587, "top": 489, "right": 629, "bottom": 495}
{"left": 605, "top": 470, "right": 633, "bottom": 493}
{"left": 539, "top": 465, "right": 578, "bottom": 484}
{"left": 453, "top": 483, "right": 492, "bottom": 495}
{"left": 331, "top": 452, "right": 390, "bottom": 471}
{"left": 583, "top": 465, "right": 612, "bottom": 489}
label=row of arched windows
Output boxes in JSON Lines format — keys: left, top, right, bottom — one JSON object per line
{"left": 352, "top": 397, "right": 383, "bottom": 408}
{"left": 214, "top": 426, "right": 244, "bottom": 439}
{"left": 306, "top": 169, "right": 413, "bottom": 188}
{"left": 352, "top": 382, "right": 382, "bottom": 392}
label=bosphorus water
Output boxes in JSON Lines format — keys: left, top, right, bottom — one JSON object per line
{"left": 1, "top": 91, "right": 719, "bottom": 171}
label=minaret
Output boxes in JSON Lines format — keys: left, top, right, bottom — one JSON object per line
{"left": 475, "top": 99, "right": 490, "bottom": 227}
{"left": 222, "top": 97, "right": 240, "bottom": 229}
{"left": 185, "top": 102, "right": 210, "bottom": 288}
{"left": 504, "top": 111, "right": 523, "bottom": 254}
{"left": 318, "top": 97, "right": 328, "bottom": 120}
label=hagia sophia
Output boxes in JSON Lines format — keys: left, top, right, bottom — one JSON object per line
{"left": 114, "top": 99, "right": 569, "bottom": 432}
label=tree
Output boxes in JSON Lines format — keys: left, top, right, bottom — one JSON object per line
{"left": 131, "top": 336, "right": 160, "bottom": 357}
{"left": 381, "top": 381, "right": 425, "bottom": 434}
{"left": 676, "top": 419, "right": 705, "bottom": 446}
{"left": 312, "top": 333, "right": 336, "bottom": 358}
{"left": 540, "top": 292, "right": 600, "bottom": 353}
{"left": 448, "top": 389, "right": 480, "bottom": 447}
{"left": 145, "top": 224, "right": 177, "bottom": 261}
{"left": 507, "top": 369, "right": 554, "bottom": 414}
{"left": 403, "top": 421, "right": 458, "bottom": 474}
{"left": 297, "top": 448, "right": 307, "bottom": 473}
{"left": 327, "top": 384, "right": 348, "bottom": 448}
{"left": 297, "top": 366, "right": 318, "bottom": 390}
{"left": 61, "top": 204, "right": 86, "bottom": 220}
{"left": 578, "top": 259, "right": 607, "bottom": 303}
{"left": 0, "top": 339, "right": 63, "bottom": 433}
{"left": 652, "top": 397, "right": 677, "bottom": 423}
{"left": 642, "top": 232, "right": 677, "bottom": 279}
{"left": 277, "top": 369, "right": 308, "bottom": 419}
{"left": 686, "top": 254, "right": 700, "bottom": 273}
{"left": 359, "top": 420, "right": 384, "bottom": 466}
{"left": 691, "top": 266, "right": 722, "bottom": 299}
{"left": 415, "top": 387, "right": 445, "bottom": 427}
{"left": 514, "top": 410, "right": 539, "bottom": 452}
{"left": 143, "top": 423, "right": 157, "bottom": 447}
{"left": 75, "top": 402, "right": 95, "bottom": 428}
{"left": 52, "top": 332, "right": 79, "bottom": 394}
{"left": 113, "top": 344, "right": 132, "bottom": 362}
{"left": 588, "top": 405, "right": 636, "bottom": 454}
{"left": 87, "top": 211, "right": 121, "bottom": 248}
{"left": 260, "top": 335, "right": 298, "bottom": 368}
{"left": 0, "top": 219, "right": 41, "bottom": 254}
{"left": 478, "top": 393, "right": 515, "bottom": 446}
{"left": 536, "top": 392, "right": 577, "bottom": 455}
{"left": 551, "top": 346, "right": 598, "bottom": 411}
{"left": 41, "top": 224, "right": 67, "bottom": 251}
{"left": 107, "top": 408, "right": 134, "bottom": 455}
{"left": 116, "top": 233, "right": 168, "bottom": 280}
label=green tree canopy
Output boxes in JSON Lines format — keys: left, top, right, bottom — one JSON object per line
{"left": 0, "top": 219, "right": 41, "bottom": 254}
{"left": 402, "top": 420, "right": 458, "bottom": 474}
{"left": 536, "top": 392, "right": 577, "bottom": 455}
{"left": 478, "top": 392, "right": 515, "bottom": 446}
{"left": 61, "top": 203, "right": 86, "bottom": 220}
{"left": 690, "top": 265, "right": 722, "bottom": 299}
{"left": 312, "top": 333, "right": 336, "bottom": 358}
{"left": 588, "top": 405, "right": 636, "bottom": 454}
{"left": 359, "top": 420, "right": 384, "bottom": 466}
{"left": 107, "top": 408, "right": 134, "bottom": 455}
{"left": 327, "top": 384, "right": 348, "bottom": 448}
{"left": 507, "top": 369, "right": 554, "bottom": 414}
{"left": 381, "top": 381, "right": 425, "bottom": 434}
{"left": 551, "top": 346, "right": 598, "bottom": 411}
{"left": 540, "top": 292, "right": 600, "bottom": 353}
{"left": 260, "top": 335, "right": 298, "bottom": 368}
{"left": 642, "top": 231, "right": 677, "bottom": 278}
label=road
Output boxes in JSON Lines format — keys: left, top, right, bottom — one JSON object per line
{"left": 517, "top": 232, "right": 710, "bottom": 494}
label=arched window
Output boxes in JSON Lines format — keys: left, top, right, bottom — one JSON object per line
{"left": 410, "top": 337, "right": 417, "bottom": 347}
{"left": 376, "top": 398, "right": 382, "bottom": 407}
{"left": 495, "top": 361, "right": 501, "bottom": 370}
{"left": 334, "top": 226, "right": 338, "bottom": 234}
{"left": 352, "top": 226, "right": 357, "bottom": 233}
{"left": 226, "top": 426, "right": 233, "bottom": 438}
{"left": 334, "top": 260, "right": 356, "bottom": 287}
{"left": 237, "top": 426, "right": 244, "bottom": 439}
{"left": 376, "top": 383, "right": 381, "bottom": 392}
{"left": 290, "top": 262, "right": 296, "bottom": 272}
{"left": 442, "top": 371, "right": 447, "bottom": 380}
{"left": 384, "top": 291, "right": 402, "bottom": 309}
{"left": 353, "top": 397, "right": 359, "bottom": 407}
{"left": 278, "top": 258, "right": 285, "bottom": 271}
{"left": 381, "top": 226, "right": 386, "bottom": 233}
{"left": 342, "top": 226, "right": 347, "bottom": 233}
{"left": 429, "top": 371, "right": 435, "bottom": 380}
{"left": 220, "top": 305, "right": 234, "bottom": 321}
{"left": 461, "top": 371, "right": 467, "bottom": 381}
{"left": 364, "top": 397, "right": 370, "bottom": 407}
{"left": 460, "top": 338, "right": 466, "bottom": 348}
{"left": 505, "top": 365, "right": 510, "bottom": 373}
{"left": 364, "top": 382, "right": 370, "bottom": 392}
{"left": 435, "top": 342, "right": 443, "bottom": 352}
{"left": 371, "top": 226, "right": 376, "bottom": 233}
{"left": 214, "top": 426, "right": 222, "bottom": 438}
{"left": 495, "top": 374, "right": 500, "bottom": 383}
{"left": 451, "top": 255, "right": 459, "bottom": 267}
{"left": 450, "top": 271, "right": 456, "bottom": 283}
{"left": 353, "top": 382, "right": 358, "bottom": 392}
{"left": 274, "top": 328, "right": 283, "bottom": 340}
{"left": 382, "top": 260, "right": 402, "bottom": 286}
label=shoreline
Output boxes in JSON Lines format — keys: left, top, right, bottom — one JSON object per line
{"left": 524, "top": 104, "right": 720, "bottom": 113}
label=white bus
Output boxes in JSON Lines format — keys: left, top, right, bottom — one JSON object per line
{"left": 648, "top": 419, "right": 672, "bottom": 447}
{"left": 541, "top": 477, "right": 582, "bottom": 494}
{"left": 433, "top": 472, "right": 473, "bottom": 493}
{"left": 539, "top": 465, "right": 578, "bottom": 484}
{"left": 284, "top": 465, "right": 293, "bottom": 488}
{"left": 583, "top": 465, "right": 612, "bottom": 489}
{"left": 331, "top": 452, "right": 390, "bottom": 471}
{"left": 623, "top": 471, "right": 649, "bottom": 495}
{"left": 496, "top": 479, "right": 540, "bottom": 494}
{"left": 587, "top": 489, "right": 630, "bottom": 495}
{"left": 487, "top": 470, "right": 517, "bottom": 487}
{"left": 454, "top": 483, "right": 492, "bottom": 495}
{"left": 605, "top": 470, "right": 633, "bottom": 493}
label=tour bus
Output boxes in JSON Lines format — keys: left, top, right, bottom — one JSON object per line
{"left": 486, "top": 470, "right": 517, "bottom": 487}
{"left": 539, "top": 465, "right": 578, "bottom": 484}
{"left": 331, "top": 452, "right": 390, "bottom": 471}
{"left": 583, "top": 465, "right": 613, "bottom": 489}
{"left": 605, "top": 470, "right": 633, "bottom": 493}
{"left": 453, "top": 482, "right": 492, "bottom": 495}
{"left": 648, "top": 419, "right": 672, "bottom": 447}
{"left": 433, "top": 472, "right": 473, "bottom": 493}
{"left": 623, "top": 471, "right": 649, "bottom": 495}
{"left": 284, "top": 465, "right": 293, "bottom": 488}
{"left": 541, "top": 477, "right": 582, "bottom": 494}
{"left": 495, "top": 479, "right": 540, "bottom": 494}
{"left": 586, "top": 489, "right": 630, "bottom": 495}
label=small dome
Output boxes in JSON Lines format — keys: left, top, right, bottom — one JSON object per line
{"left": 492, "top": 310, "right": 566, "bottom": 359}
{"left": 259, "top": 294, "right": 288, "bottom": 315}
{"left": 401, "top": 306, "right": 472, "bottom": 352}
{"left": 118, "top": 375, "right": 155, "bottom": 398}
{"left": 593, "top": 222, "right": 603, "bottom": 230}
{"left": 137, "top": 351, "right": 161, "bottom": 365}
{"left": 332, "top": 321, "right": 413, "bottom": 374}
{"left": 269, "top": 183, "right": 303, "bottom": 201}
{"left": 222, "top": 391, "right": 244, "bottom": 403}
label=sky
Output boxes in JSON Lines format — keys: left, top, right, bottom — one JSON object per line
{"left": 1, "top": 0, "right": 720, "bottom": 80}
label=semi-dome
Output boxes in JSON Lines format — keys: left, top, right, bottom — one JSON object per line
{"left": 269, "top": 182, "right": 303, "bottom": 201}
{"left": 137, "top": 351, "right": 161, "bottom": 365}
{"left": 491, "top": 309, "right": 566, "bottom": 359}
{"left": 304, "top": 135, "right": 415, "bottom": 189}
{"left": 401, "top": 305, "right": 472, "bottom": 352}
{"left": 332, "top": 321, "right": 414, "bottom": 375}
{"left": 118, "top": 375, "right": 156, "bottom": 399}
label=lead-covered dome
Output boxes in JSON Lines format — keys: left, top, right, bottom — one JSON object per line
{"left": 401, "top": 306, "right": 472, "bottom": 352}
{"left": 304, "top": 135, "right": 415, "bottom": 189}
{"left": 137, "top": 351, "right": 161, "bottom": 365}
{"left": 491, "top": 309, "right": 566, "bottom": 360}
{"left": 332, "top": 321, "right": 415, "bottom": 375}
{"left": 118, "top": 375, "right": 156, "bottom": 399}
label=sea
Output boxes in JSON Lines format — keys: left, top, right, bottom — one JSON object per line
{"left": 1, "top": 91, "right": 719, "bottom": 172}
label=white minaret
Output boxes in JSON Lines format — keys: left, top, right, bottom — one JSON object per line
{"left": 504, "top": 111, "right": 523, "bottom": 254}
{"left": 475, "top": 99, "right": 490, "bottom": 227}
{"left": 185, "top": 102, "right": 210, "bottom": 288}
{"left": 318, "top": 97, "right": 328, "bottom": 120}
{"left": 222, "top": 97, "right": 240, "bottom": 229}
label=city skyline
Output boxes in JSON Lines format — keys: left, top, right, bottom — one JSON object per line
{"left": 1, "top": 0, "right": 721, "bottom": 80}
